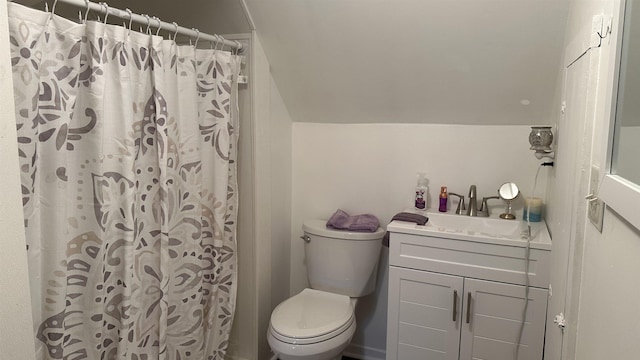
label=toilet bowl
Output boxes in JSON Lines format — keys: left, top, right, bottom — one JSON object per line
{"left": 267, "top": 289, "right": 357, "bottom": 360}
{"left": 268, "top": 220, "right": 384, "bottom": 360}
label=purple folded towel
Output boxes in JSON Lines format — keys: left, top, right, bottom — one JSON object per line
{"left": 382, "top": 212, "right": 429, "bottom": 247}
{"left": 326, "top": 209, "right": 380, "bottom": 232}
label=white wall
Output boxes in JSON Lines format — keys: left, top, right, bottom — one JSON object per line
{"left": 251, "top": 33, "right": 274, "bottom": 360}
{"left": 546, "top": 0, "right": 640, "bottom": 359}
{"left": 250, "top": 33, "right": 293, "bottom": 360}
{"left": 0, "top": 0, "right": 36, "bottom": 358}
{"left": 269, "top": 75, "right": 292, "bottom": 313}
{"left": 226, "top": 36, "right": 256, "bottom": 360}
{"left": 574, "top": 211, "right": 640, "bottom": 359}
{"left": 291, "top": 123, "right": 548, "bottom": 357}
{"left": 573, "top": 0, "right": 640, "bottom": 357}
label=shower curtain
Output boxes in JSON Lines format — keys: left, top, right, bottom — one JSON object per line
{"left": 7, "top": 3, "right": 241, "bottom": 359}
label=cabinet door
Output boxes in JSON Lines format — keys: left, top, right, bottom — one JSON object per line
{"left": 459, "top": 278, "right": 548, "bottom": 360}
{"left": 387, "top": 266, "right": 463, "bottom": 360}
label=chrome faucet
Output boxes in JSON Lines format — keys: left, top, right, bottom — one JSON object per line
{"left": 466, "top": 185, "right": 478, "bottom": 216}
{"left": 454, "top": 185, "right": 497, "bottom": 217}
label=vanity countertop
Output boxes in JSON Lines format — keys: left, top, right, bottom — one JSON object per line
{"left": 387, "top": 210, "right": 552, "bottom": 251}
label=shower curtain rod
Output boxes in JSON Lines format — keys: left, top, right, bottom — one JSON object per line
{"left": 13, "top": 0, "right": 244, "bottom": 52}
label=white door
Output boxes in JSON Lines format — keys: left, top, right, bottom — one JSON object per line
{"left": 387, "top": 267, "right": 463, "bottom": 360}
{"left": 545, "top": 17, "right": 602, "bottom": 360}
{"left": 459, "top": 278, "right": 548, "bottom": 360}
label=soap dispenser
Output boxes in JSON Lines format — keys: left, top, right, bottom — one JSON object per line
{"left": 415, "top": 173, "right": 428, "bottom": 210}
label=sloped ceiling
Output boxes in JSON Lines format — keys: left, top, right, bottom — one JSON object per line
{"left": 15, "top": 1, "right": 570, "bottom": 125}
{"left": 245, "top": 0, "right": 570, "bottom": 125}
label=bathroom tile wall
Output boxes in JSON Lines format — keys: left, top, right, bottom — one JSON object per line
{"left": 290, "top": 122, "right": 548, "bottom": 357}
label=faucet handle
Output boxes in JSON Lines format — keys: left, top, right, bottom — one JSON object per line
{"left": 479, "top": 196, "right": 500, "bottom": 216}
{"left": 449, "top": 192, "right": 466, "bottom": 215}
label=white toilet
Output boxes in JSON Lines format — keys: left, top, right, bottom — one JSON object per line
{"left": 268, "top": 219, "right": 384, "bottom": 360}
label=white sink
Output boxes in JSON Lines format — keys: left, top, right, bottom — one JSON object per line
{"left": 427, "top": 212, "right": 522, "bottom": 236}
{"left": 386, "top": 210, "right": 552, "bottom": 250}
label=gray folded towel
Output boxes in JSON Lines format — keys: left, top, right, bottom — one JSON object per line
{"left": 326, "top": 209, "right": 380, "bottom": 232}
{"left": 383, "top": 212, "right": 429, "bottom": 247}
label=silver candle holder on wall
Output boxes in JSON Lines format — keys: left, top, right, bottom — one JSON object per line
{"left": 529, "top": 126, "right": 555, "bottom": 160}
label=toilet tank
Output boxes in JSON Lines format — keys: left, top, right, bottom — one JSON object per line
{"left": 303, "top": 220, "right": 385, "bottom": 297}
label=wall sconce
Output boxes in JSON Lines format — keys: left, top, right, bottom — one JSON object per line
{"left": 529, "top": 126, "right": 555, "bottom": 160}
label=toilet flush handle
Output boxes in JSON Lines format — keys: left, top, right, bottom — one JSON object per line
{"left": 300, "top": 235, "right": 311, "bottom": 243}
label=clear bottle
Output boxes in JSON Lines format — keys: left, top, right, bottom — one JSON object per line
{"left": 415, "top": 173, "right": 428, "bottom": 210}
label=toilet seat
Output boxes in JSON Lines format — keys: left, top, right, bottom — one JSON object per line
{"left": 269, "top": 288, "right": 355, "bottom": 345}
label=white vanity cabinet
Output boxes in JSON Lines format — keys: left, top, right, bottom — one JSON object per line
{"left": 386, "top": 218, "right": 552, "bottom": 360}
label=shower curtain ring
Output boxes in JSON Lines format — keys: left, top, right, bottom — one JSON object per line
{"left": 153, "top": 16, "right": 162, "bottom": 36}
{"left": 214, "top": 35, "right": 222, "bottom": 51}
{"left": 99, "top": 2, "right": 109, "bottom": 24}
{"left": 144, "top": 14, "right": 151, "bottom": 34}
{"left": 83, "top": 0, "right": 90, "bottom": 23}
{"left": 125, "top": 8, "right": 133, "bottom": 34}
{"left": 172, "top": 22, "right": 179, "bottom": 41}
{"left": 51, "top": 0, "right": 58, "bottom": 16}
{"left": 212, "top": 35, "right": 219, "bottom": 50}
{"left": 193, "top": 28, "right": 200, "bottom": 48}
{"left": 46, "top": 0, "right": 58, "bottom": 23}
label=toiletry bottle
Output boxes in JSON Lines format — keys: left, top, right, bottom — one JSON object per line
{"left": 415, "top": 173, "right": 428, "bottom": 210}
{"left": 439, "top": 186, "right": 448, "bottom": 212}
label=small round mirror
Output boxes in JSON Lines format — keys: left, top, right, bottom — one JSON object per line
{"left": 498, "top": 182, "right": 520, "bottom": 200}
{"left": 498, "top": 182, "right": 519, "bottom": 220}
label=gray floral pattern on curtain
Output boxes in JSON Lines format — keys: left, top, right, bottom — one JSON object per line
{"left": 8, "top": 3, "right": 241, "bottom": 359}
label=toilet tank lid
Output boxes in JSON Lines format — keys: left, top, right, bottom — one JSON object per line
{"left": 303, "top": 219, "right": 385, "bottom": 240}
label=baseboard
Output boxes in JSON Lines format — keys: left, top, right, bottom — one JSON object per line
{"left": 224, "top": 355, "right": 251, "bottom": 360}
{"left": 343, "top": 343, "right": 386, "bottom": 360}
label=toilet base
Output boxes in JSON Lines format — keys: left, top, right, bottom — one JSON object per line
{"left": 275, "top": 354, "right": 343, "bottom": 360}
{"left": 268, "top": 321, "right": 356, "bottom": 360}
